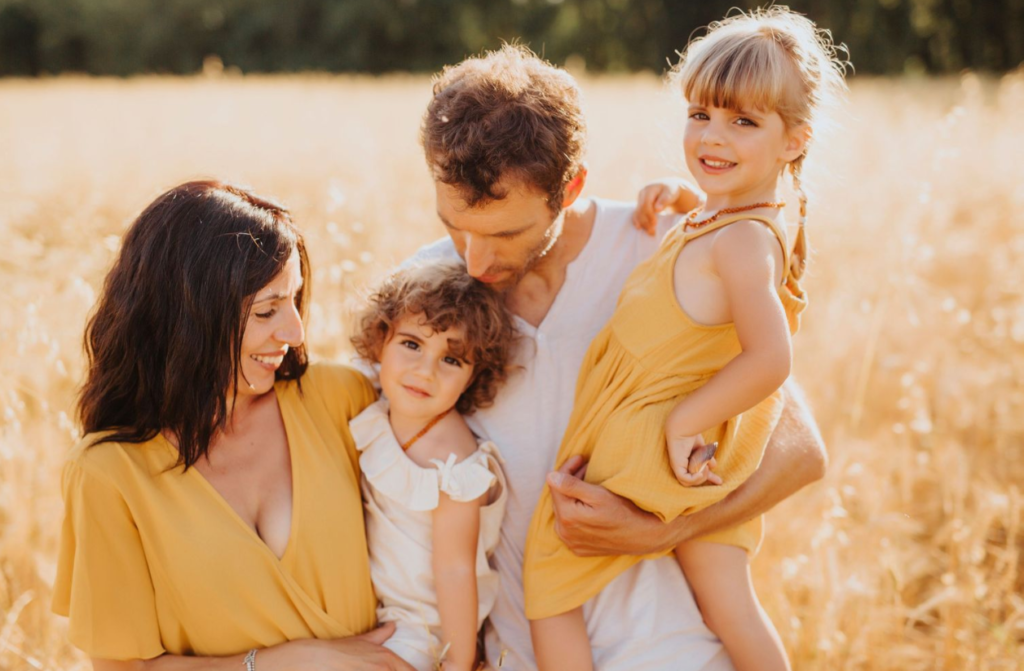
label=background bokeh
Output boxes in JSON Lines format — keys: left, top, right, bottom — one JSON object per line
{"left": 1, "top": 1, "right": 1023, "bottom": 670}
{"left": 0, "top": 0, "right": 1022, "bottom": 77}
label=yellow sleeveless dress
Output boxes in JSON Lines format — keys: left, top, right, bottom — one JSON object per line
{"left": 523, "top": 213, "right": 806, "bottom": 620}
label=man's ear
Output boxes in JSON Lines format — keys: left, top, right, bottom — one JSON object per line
{"left": 782, "top": 125, "right": 811, "bottom": 164}
{"left": 561, "top": 165, "right": 588, "bottom": 208}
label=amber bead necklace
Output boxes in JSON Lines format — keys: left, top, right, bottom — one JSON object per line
{"left": 399, "top": 407, "right": 453, "bottom": 451}
{"left": 684, "top": 200, "right": 786, "bottom": 231}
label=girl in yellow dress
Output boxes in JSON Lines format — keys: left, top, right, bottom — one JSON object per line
{"left": 524, "top": 8, "right": 848, "bottom": 671}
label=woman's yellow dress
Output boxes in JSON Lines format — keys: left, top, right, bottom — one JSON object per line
{"left": 52, "top": 363, "right": 378, "bottom": 660}
{"left": 523, "top": 214, "right": 806, "bottom": 620}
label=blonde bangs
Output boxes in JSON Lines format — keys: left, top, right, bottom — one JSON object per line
{"left": 670, "top": 7, "right": 849, "bottom": 129}
{"left": 677, "top": 29, "right": 804, "bottom": 122}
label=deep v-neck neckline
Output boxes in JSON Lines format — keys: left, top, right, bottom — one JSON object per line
{"left": 166, "top": 384, "right": 299, "bottom": 563}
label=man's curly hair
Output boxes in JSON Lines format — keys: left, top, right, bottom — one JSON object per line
{"left": 351, "top": 260, "right": 518, "bottom": 414}
{"left": 422, "top": 44, "right": 587, "bottom": 214}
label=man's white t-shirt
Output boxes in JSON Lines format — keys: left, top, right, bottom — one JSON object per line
{"left": 407, "top": 199, "right": 734, "bottom": 671}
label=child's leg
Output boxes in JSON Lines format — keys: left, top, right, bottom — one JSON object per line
{"left": 529, "top": 607, "right": 594, "bottom": 671}
{"left": 675, "top": 541, "right": 790, "bottom": 671}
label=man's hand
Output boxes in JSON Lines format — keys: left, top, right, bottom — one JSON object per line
{"left": 631, "top": 177, "right": 703, "bottom": 235}
{"left": 547, "top": 456, "right": 682, "bottom": 556}
{"left": 546, "top": 382, "right": 827, "bottom": 559}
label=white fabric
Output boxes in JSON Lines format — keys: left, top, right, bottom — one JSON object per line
{"left": 407, "top": 199, "right": 735, "bottom": 671}
{"left": 352, "top": 398, "right": 508, "bottom": 671}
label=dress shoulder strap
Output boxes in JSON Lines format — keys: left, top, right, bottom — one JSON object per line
{"left": 683, "top": 213, "right": 793, "bottom": 280}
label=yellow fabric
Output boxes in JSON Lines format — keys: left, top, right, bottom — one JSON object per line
{"left": 51, "top": 363, "right": 378, "bottom": 660}
{"left": 523, "top": 214, "right": 806, "bottom": 620}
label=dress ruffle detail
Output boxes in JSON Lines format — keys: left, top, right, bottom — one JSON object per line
{"left": 351, "top": 399, "right": 499, "bottom": 511}
{"left": 429, "top": 442, "right": 500, "bottom": 503}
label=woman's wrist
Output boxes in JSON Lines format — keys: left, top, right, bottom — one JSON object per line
{"left": 113, "top": 647, "right": 283, "bottom": 671}
{"left": 240, "top": 640, "right": 303, "bottom": 671}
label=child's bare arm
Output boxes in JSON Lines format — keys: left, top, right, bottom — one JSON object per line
{"left": 433, "top": 490, "right": 483, "bottom": 671}
{"left": 666, "top": 221, "right": 792, "bottom": 472}
{"left": 407, "top": 414, "right": 486, "bottom": 671}
{"left": 632, "top": 177, "right": 703, "bottom": 234}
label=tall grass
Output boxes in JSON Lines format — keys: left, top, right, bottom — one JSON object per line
{"left": 0, "top": 72, "right": 1021, "bottom": 670}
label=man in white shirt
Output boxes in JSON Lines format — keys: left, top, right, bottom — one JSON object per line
{"left": 407, "top": 45, "right": 827, "bottom": 671}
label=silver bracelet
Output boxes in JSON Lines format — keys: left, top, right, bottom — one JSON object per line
{"left": 243, "top": 649, "right": 257, "bottom": 671}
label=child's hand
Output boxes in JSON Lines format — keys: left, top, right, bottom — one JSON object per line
{"left": 667, "top": 433, "right": 723, "bottom": 487}
{"left": 632, "top": 178, "right": 703, "bottom": 235}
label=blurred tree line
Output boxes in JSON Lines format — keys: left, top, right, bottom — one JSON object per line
{"left": 0, "top": 0, "right": 1021, "bottom": 77}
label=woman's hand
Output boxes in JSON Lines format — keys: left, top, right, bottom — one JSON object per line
{"left": 632, "top": 178, "right": 703, "bottom": 235}
{"left": 249, "top": 623, "right": 417, "bottom": 671}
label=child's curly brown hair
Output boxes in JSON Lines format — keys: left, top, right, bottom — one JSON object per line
{"left": 351, "top": 259, "right": 518, "bottom": 414}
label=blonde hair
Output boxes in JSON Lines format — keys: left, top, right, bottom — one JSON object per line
{"left": 670, "top": 6, "right": 849, "bottom": 279}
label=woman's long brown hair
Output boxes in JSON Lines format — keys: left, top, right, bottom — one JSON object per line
{"left": 77, "top": 180, "right": 310, "bottom": 468}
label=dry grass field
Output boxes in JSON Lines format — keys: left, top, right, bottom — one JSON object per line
{"left": 0, "top": 72, "right": 1022, "bottom": 670}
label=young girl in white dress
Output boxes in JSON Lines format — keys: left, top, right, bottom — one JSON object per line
{"left": 349, "top": 259, "right": 517, "bottom": 671}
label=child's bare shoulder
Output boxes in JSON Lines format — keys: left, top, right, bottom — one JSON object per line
{"left": 712, "top": 218, "right": 783, "bottom": 245}
{"left": 405, "top": 412, "right": 480, "bottom": 468}
{"left": 710, "top": 218, "right": 786, "bottom": 263}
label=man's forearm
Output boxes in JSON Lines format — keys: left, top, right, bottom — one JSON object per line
{"left": 548, "top": 382, "right": 827, "bottom": 557}
{"left": 662, "top": 381, "right": 827, "bottom": 547}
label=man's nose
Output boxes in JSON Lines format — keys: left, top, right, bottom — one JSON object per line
{"left": 464, "top": 234, "right": 494, "bottom": 277}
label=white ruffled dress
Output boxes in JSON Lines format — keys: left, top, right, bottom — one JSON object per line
{"left": 351, "top": 398, "right": 508, "bottom": 671}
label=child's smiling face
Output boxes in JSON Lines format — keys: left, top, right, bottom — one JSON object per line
{"left": 378, "top": 313, "right": 476, "bottom": 422}
{"left": 683, "top": 103, "right": 807, "bottom": 208}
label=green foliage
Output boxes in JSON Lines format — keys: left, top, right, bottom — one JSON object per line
{"left": 0, "top": 0, "right": 1021, "bottom": 76}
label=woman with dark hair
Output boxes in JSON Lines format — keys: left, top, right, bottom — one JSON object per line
{"left": 52, "top": 180, "right": 414, "bottom": 671}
